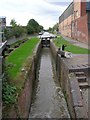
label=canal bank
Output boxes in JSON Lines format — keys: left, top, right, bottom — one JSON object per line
{"left": 50, "top": 41, "right": 89, "bottom": 118}
{"left": 3, "top": 32, "right": 89, "bottom": 119}
{"left": 2, "top": 40, "right": 42, "bottom": 118}
{"left": 29, "top": 48, "right": 70, "bottom": 118}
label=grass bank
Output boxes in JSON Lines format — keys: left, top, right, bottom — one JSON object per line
{"left": 6, "top": 38, "right": 39, "bottom": 87}
{"left": 54, "top": 36, "right": 90, "bottom": 54}
{"left": 3, "top": 37, "right": 39, "bottom": 105}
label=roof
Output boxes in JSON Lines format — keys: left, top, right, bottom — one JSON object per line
{"left": 86, "top": 2, "right": 90, "bottom": 11}
{"left": 59, "top": 2, "right": 74, "bottom": 23}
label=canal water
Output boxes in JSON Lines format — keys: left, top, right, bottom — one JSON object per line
{"left": 29, "top": 48, "right": 70, "bottom": 119}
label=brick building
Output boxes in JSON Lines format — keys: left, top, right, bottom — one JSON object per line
{"left": 59, "top": 0, "right": 90, "bottom": 44}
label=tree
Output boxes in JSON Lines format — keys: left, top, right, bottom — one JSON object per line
{"left": 27, "top": 25, "right": 35, "bottom": 34}
{"left": 4, "top": 19, "right": 26, "bottom": 39}
{"left": 48, "top": 23, "right": 59, "bottom": 33}
{"left": 39, "top": 25, "right": 43, "bottom": 32}
{"left": 10, "top": 19, "right": 17, "bottom": 27}
{"left": 48, "top": 27, "right": 53, "bottom": 32}
{"left": 4, "top": 28, "right": 13, "bottom": 39}
{"left": 12, "top": 25, "right": 26, "bottom": 38}
{"left": 27, "top": 19, "right": 43, "bottom": 34}
{"left": 53, "top": 23, "right": 59, "bottom": 32}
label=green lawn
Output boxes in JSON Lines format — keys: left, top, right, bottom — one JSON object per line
{"left": 6, "top": 38, "right": 39, "bottom": 80}
{"left": 3, "top": 38, "right": 39, "bottom": 104}
{"left": 54, "top": 36, "right": 90, "bottom": 54}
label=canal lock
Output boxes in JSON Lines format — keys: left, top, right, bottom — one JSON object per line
{"left": 29, "top": 38, "right": 70, "bottom": 119}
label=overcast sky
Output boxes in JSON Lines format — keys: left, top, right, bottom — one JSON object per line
{"left": 0, "top": 0, "right": 72, "bottom": 29}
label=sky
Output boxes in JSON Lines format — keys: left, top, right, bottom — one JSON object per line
{"left": 0, "top": 0, "right": 72, "bottom": 29}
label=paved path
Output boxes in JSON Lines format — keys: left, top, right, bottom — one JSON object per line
{"left": 63, "top": 54, "right": 89, "bottom": 71}
{"left": 61, "top": 35, "right": 90, "bottom": 50}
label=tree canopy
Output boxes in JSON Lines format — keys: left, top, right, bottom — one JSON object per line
{"left": 53, "top": 23, "right": 59, "bottom": 32}
{"left": 4, "top": 18, "right": 43, "bottom": 39}
{"left": 27, "top": 19, "right": 43, "bottom": 34}
{"left": 48, "top": 23, "right": 59, "bottom": 33}
{"left": 4, "top": 19, "right": 26, "bottom": 39}
{"left": 10, "top": 19, "right": 17, "bottom": 27}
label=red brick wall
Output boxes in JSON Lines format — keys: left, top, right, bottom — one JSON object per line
{"left": 88, "top": 30, "right": 90, "bottom": 46}
{"left": 77, "top": 14, "right": 88, "bottom": 44}
{"left": 81, "top": 2, "right": 86, "bottom": 16}
{"left": 88, "top": 12, "right": 90, "bottom": 46}
{"left": 59, "top": 1, "right": 89, "bottom": 44}
{"left": 72, "top": 14, "right": 88, "bottom": 44}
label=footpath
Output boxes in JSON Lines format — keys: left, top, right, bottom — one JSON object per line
{"left": 61, "top": 35, "right": 90, "bottom": 50}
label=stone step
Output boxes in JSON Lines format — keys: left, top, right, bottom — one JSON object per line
{"left": 75, "top": 72, "right": 85, "bottom": 77}
{"left": 76, "top": 76, "right": 87, "bottom": 82}
{"left": 79, "top": 82, "right": 88, "bottom": 88}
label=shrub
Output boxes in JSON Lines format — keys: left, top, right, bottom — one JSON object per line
{"left": 2, "top": 62, "right": 17, "bottom": 105}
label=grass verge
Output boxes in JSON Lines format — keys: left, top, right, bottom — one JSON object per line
{"left": 5, "top": 38, "right": 39, "bottom": 89}
{"left": 54, "top": 36, "right": 90, "bottom": 54}
{"left": 3, "top": 37, "right": 39, "bottom": 105}
{"left": 6, "top": 38, "right": 39, "bottom": 78}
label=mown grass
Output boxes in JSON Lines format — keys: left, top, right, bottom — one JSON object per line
{"left": 6, "top": 38, "right": 39, "bottom": 80}
{"left": 3, "top": 38, "right": 39, "bottom": 105}
{"left": 54, "top": 36, "right": 90, "bottom": 54}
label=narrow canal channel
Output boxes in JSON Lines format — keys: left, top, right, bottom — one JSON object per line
{"left": 29, "top": 48, "right": 70, "bottom": 118}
